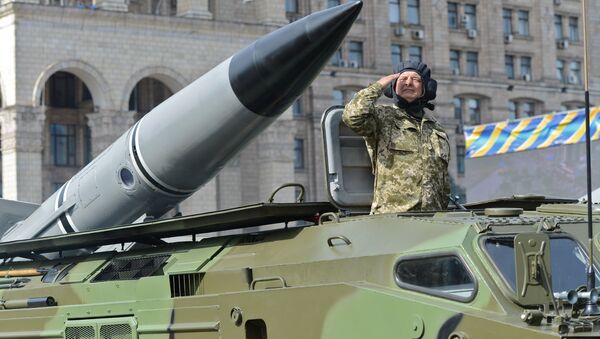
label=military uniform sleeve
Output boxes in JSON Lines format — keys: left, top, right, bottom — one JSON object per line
{"left": 342, "top": 82, "right": 384, "bottom": 138}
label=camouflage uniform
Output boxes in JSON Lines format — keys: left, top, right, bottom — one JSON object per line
{"left": 343, "top": 82, "right": 450, "bottom": 214}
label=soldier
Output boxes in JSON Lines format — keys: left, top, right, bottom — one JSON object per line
{"left": 343, "top": 61, "right": 450, "bottom": 214}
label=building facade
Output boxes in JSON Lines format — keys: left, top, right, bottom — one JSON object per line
{"left": 0, "top": 0, "right": 598, "bottom": 214}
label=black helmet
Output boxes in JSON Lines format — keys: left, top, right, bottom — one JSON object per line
{"left": 383, "top": 61, "right": 437, "bottom": 109}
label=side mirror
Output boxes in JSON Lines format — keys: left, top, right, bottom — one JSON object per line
{"left": 514, "top": 233, "right": 554, "bottom": 306}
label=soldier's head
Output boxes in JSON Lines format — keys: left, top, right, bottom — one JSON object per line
{"left": 384, "top": 61, "right": 437, "bottom": 109}
{"left": 395, "top": 70, "right": 423, "bottom": 103}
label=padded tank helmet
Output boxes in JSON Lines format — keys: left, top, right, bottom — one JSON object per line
{"left": 384, "top": 61, "right": 437, "bottom": 108}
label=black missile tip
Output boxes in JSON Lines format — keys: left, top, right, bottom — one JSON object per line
{"left": 230, "top": 1, "right": 363, "bottom": 117}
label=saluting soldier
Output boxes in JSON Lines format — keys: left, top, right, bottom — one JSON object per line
{"left": 343, "top": 61, "right": 450, "bottom": 214}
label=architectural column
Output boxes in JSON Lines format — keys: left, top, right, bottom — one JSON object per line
{"left": 253, "top": 0, "right": 288, "bottom": 26}
{"left": 94, "top": 0, "right": 127, "bottom": 12}
{"left": 0, "top": 106, "right": 45, "bottom": 203}
{"left": 86, "top": 110, "right": 134, "bottom": 157}
{"left": 176, "top": 0, "right": 212, "bottom": 19}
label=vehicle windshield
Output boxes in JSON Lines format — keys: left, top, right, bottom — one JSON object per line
{"left": 484, "top": 236, "right": 599, "bottom": 293}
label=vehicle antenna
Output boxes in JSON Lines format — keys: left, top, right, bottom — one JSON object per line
{"left": 580, "top": 0, "right": 599, "bottom": 316}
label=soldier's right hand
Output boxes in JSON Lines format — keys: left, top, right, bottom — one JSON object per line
{"left": 376, "top": 73, "right": 400, "bottom": 87}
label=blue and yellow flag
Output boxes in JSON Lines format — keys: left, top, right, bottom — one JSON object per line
{"left": 465, "top": 107, "right": 600, "bottom": 158}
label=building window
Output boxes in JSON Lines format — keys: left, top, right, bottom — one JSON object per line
{"left": 49, "top": 72, "right": 77, "bottom": 108}
{"left": 502, "top": 8, "right": 512, "bottom": 35}
{"left": 333, "top": 89, "right": 344, "bottom": 105}
{"left": 517, "top": 10, "right": 529, "bottom": 36}
{"left": 467, "top": 98, "right": 481, "bottom": 125}
{"left": 84, "top": 125, "right": 92, "bottom": 165}
{"left": 456, "top": 144, "right": 465, "bottom": 175}
{"left": 285, "top": 0, "right": 298, "bottom": 13}
{"left": 570, "top": 61, "right": 582, "bottom": 85}
{"left": 448, "top": 2, "right": 458, "bottom": 29}
{"left": 508, "top": 101, "right": 517, "bottom": 120}
{"left": 454, "top": 97, "right": 463, "bottom": 121}
{"left": 466, "top": 52, "right": 478, "bottom": 77}
{"left": 292, "top": 98, "right": 302, "bottom": 117}
{"left": 409, "top": 46, "right": 422, "bottom": 62}
{"left": 407, "top": 0, "right": 420, "bottom": 25}
{"left": 510, "top": 99, "right": 538, "bottom": 118}
{"left": 391, "top": 44, "right": 402, "bottom": 67}
{"left": 505, "top": 55, "right": 514, "bottom": 79}
{"left": 554, "top": 15, "right": 563, "bottom": 40}
{"left": 329, "top": 48, "right": 342, "bottom": 66}
{"left": 333, "top": 88, "right": 357, "bottom": 106}
{"left": 464, "top": 4, "right": 476, "bottom": 30}
{"left": 327, "top": 0, "right": 341, "bottom": 8}
{"left": 556, "top": 59, "right": 565, "bottom": 83}
{"left": 449, "top": 50, "right": 460, "bottom": 75}
{"left": 389, "top": 0, "right": 400, "bottom": 24}
{"left": 569, "top": 17, "right": 579, "bottom": 41}
{"left": 521, "top": 102, "right": 534, "bottom": 117}
{"left": 520, "top": 56, "right": 532, "bottom": 79}
{"left": 50, "top": 123, "right": 76, "bottom": 167}
{"left": 294, "top": 138, "right": 304, "bottom": 169}
{"left": 348, "top": 41, "right": 363, "bottom": 68}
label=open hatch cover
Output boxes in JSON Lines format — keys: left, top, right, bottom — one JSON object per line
{"left": 321, "top": 106, "right": 373, "bottom": 213}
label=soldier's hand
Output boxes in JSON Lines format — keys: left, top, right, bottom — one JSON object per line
{"left": 376, "top": 74, "right": 400, "bottom": 87}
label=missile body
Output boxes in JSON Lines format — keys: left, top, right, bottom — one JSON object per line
{"left": 1, "top": 2, "right": 363, "bottom": 242}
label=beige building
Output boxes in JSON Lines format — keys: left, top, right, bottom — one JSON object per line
{"left": 0, "top": 0, "right": 598, "bottom": 213}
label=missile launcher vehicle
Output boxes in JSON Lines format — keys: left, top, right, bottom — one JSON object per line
{"left": 1, "top": 2, "right": 600, "bottom": 339}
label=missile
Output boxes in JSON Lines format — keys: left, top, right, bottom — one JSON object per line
{"left": 0, "top": 1, "right": 363, "bottom": 242}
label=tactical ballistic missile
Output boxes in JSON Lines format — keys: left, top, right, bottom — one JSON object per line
{"left": 0, "top": 1, "right": 363, "bottom": 242}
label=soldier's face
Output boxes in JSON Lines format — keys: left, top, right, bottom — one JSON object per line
{"left": 395, "top": 71, "right": 423, "bottom": 103}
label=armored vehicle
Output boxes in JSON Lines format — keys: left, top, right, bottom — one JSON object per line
{"left": 1, "top": 2, "right": 600, "bottom": 339}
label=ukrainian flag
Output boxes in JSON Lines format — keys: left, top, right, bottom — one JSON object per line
{"left": 465, "top": 107, "right": 600, "bottom": 158}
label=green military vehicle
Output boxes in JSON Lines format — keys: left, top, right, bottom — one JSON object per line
{"left": 1, "top": 2, "right": 600, "bottom": 338}
{"left": 0, "top": 106, "right": 599, "bottom": 339}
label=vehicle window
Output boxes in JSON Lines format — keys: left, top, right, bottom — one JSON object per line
{"left": 484, "top": 236, "right": 599, "bottom": 293}
{"left": 395, "top": 255, "right": 476, "bottom": 301}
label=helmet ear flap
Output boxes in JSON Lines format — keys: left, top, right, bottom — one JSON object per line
{"left": 383, "top": 79, "right": 397, "bottom": 98}
{"left": 423, "top": 78, "right": 437, "bottom": 101}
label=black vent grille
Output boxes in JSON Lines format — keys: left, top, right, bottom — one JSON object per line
{"left": 170, "top": 273, "right": 202, "bottom": 297}
{"left": 65, "top": 326, "right": 95, "bottom": 339}
{"left": 100, "top": 324, "right": 132, "bottom": 339}
{"left": 92, "top": 255, "right": 170, "bottom": 282}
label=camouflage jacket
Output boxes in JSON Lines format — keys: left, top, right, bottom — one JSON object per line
{"left": 342, "top": 82, "right": 450, "bottom": 214}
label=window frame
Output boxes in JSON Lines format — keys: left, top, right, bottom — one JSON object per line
{"left": 505, "top": 54, "right": 515, "bottom": 80}
{"left": 449, "top": 49, "right": 460, "bottom": 75}
{"left": 502, "top": 8, "right": 512, "bottom": 35}
{"left": 556, "top": 59, "right": 565, "bottom": 83}
{"left": 391, "top": 44, "right": 403, "bottom": 67}
{"left": 348, "top": 40, "right": 364, "bottom": 68}
{"left": 479, "top": 233, "right": 599, "bottom": 301}
{"left": 568, "top": 16, "right": 579, "bottom": 41}
{"left": 520, "top": 56, "right": 532, "bottom": 79}
{"left": 389, "top": 0, "right": 401, "bottom": 24}
{"left": 554, "top": 14, "right": 563, "bottom": 40}
{"left": 466, "top": 51, "right": 478, "bottom": 77}
{"left": 394, "top": 251, "right": 478, "bottom": 303}
{"left": 50, "top": 123, "right": 77, "bottom": 167}
{"left": 407, "top": 0, "right": 420, "bottom": 25}
{"left": 456, "top": 144, "right": 466, "bottom": 175}
{"left": 408, "top": 46, "right": 422, "bottom": 62}
{"left": 293, "top": 137, "right": 305, "bottom": 170}
{"left": 517, "top": 10, "right": 529, "bottom": 36}
{"left": 463, "top": 4, "right": 476, "bottom": 30}
{"left": 447, "top": 2, "right": 458, "bottom": 29}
